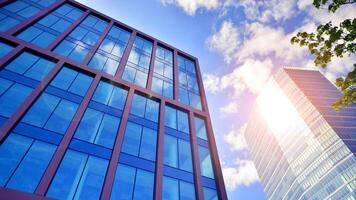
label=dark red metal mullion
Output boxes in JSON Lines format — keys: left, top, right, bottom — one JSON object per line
{"left": 189, "top": 111, "right": 204, "bottom": 200}
{"left": 0, "top": 44, "right": 23, "bottom": 68}
{"left": 195, "top": 57, "right": 228, "bottom": 199}
{"left": 0, "top": 60, "right": 65, "bottom": 143}
{"left": 146, "top": 40, "right": 157, "bottom": 90}
{"left": 100, "top": 87, "right": 134, "bottom": 200}
{"left": 5, "top": 0, "right": 66, "bottom": 36}
{"left": 154, "top": 99, "right": 165, "bottom": 199}
{"left": 173, "top": 49, "right": 179, "bottom": 101}
{"left": 115, "top": 30, "right": 136, "bottom": 80}
{"left": 205, "top": 114, "right": 228, "bottom": 200}
{"left": 82, "top": 21, "right": 114, "bottom": 65}
{"left": 35, "top": 74, "right": 101, "bottom": 195}
{"left": 47, "top": 10, "right": 90, "bottom": 51}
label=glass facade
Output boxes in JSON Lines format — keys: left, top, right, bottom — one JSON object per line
{"left": 0, "top": 0, "right": 57, "bottom": 32}
{"left": 54, "top": 14, "right": 108, "bottom": 63}
{"left": 17, "top": 3, "right": 83, "bottom": 48}
{"left": 0, "top": 1, "right": 225, "bottom": 199}
{"left": 245, "top": 68, "right": 356, "bottom": 200}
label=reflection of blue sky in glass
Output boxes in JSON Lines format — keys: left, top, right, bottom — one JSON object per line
{"left": 76, "top": 1, "right": 356, "bottom": 199}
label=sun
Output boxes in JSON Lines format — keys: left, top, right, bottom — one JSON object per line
{"left": 256, "top": 78, "right": 306, "bottom": 138}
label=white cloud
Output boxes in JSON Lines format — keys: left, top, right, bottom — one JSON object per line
{"left": 223, "top": 159, "right": 260, "bottom": 191}
{"left": 236, "top": 22, "right": 308, "bottom": 63}
{"left": 221, "top": 58, "right": 274, "bottom": 97}
{"left": 238, "top": 0, "right": 298, "bottom": 23}
{"left": 207, "top": 21, "right": 240, "bottom": 64}
{"left": 203, "top": 58, "right": 273, "bottom": 98}
{"left": 224, "top": 123, "right": 247, "bottom": 151}
{"left": 203, "top": 73, "right": 221, "bottom": 93}
{"left": 219, "top": 102, "right": 239, "bottom": 115}
{"left": 160, "top": 0, "right": 220, "bottom": 15}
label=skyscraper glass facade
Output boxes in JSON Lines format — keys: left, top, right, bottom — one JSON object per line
{"left": 0, "top": 0, "right": 226, "bottom": 199}
{"left": 245, "top": 68, "right": 356, "bottom": 200}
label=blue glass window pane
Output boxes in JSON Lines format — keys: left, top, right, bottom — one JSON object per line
{"left": 44, "top": 100, "right": 79, "bottom": 134}
{"left": 177, "top": 110, "right": 189, "bottom": 133}
{"left": 180, "top": 181, "right": 196, "bottom": 200}
{"left": 24, "top": 58, "right": 56, "bottom": 81}
{"left": 199, "top": 146, "right": 215, "bottom": 179}
{"left": 109, "top": 86, "right": 128, "bottom": 110}
{"left": 110, "top": 164, "right": 136, "bottom": 200}
{"left": 164, "top": 134, "right": 178, "bottom": 168}
{"left": 195, "top": 117, "right": 208, "bottom": 140}
{"left": 47, "top": 150, "right": 87, "bottom": 200}
{"left": 121, "top": 122, "right": 142, "bottom": 156}
{"left": 6, "top": 140, "right": 56, "bottom": 193}
{"left": 74, "top": 156, "right": 108, "bottom": 200}
{"left": 145, "top": 99, "right": 159, "bottom": 122}
{"left": 133, "top": 169, "right": 154, "bottom": 199}
{"left": 0, "top": 78, "right": 12, "bottom": 96}
{"left": 0, "top": 42, "right": 14, "bottom": 58}
{"left": 203, "top": 187, "right": 218, "bottom": 200}
{"left": 53, "top": 40, "right": 75, "bottom": 56}
{"left": 22, "top": 93, "right": 60, "bottom": 127}
{"left": 68, "top": 45, "right": 90, "bottom": 63}
{"left": 18, "top": 6, "right": 40, "bottom": 18}
{"left": 139, "top": 127, "right": 157, "bottom": 161}
{"left": 82, "top": 32, "right": 99, "bottom": 46}
{"left": 134, "top": 70, "right": 148, "bottom": 87}
{"left": 68, "top": 73, "right": 93, "bottom": 97}
{"left": 163, "top": 82, "right": 174, "bottom": 99}
{"left": 95, "top": 114, "right": 120, "bottom": 148}
{"left": 6, "top": 52, "right": 39, "bottom": 75}
{"left": 92, "top": 81, "right": 113, "bottom": 105}
{"left": 31, "top": 32, "right": 56, "bottom": 48}
{"left": 152, "top": 77, "right": 163, "bottom": 95}
{"left": 165, "top": 106, "right": 176, "bottom": 129}
{"left": 88, "top": 53, "right": 106, "bottom": 71}
{"left": 0, "top": 84, "right": 32, "bottom": 118}
{"left": 179, "top": 88, "right": 189, "bottom": 105}
{"left": 75, "top": 108, "right": 103, "bottom": 142}
{"left": 179, "top": 140, "right": 193, "bottom": 172}
{"left": 103, "top": 58, "right": 119, "bottom": 75}
{"left": 50, "top": 67, "right": 77, "bottom": 90}
{"left": 0, "top": 134, "right": 32, "bottom": 186}
{"left": 163, "top": 176, "right": 179, "bottom": 200}
{"left": 122, "top": 66, "right": 136, "bottom": 82}
{"left": 130, "top": 94, "right": 146, "bottom": 118}
{"left": 0, "top": 18, "right": 20, "bottom": 32}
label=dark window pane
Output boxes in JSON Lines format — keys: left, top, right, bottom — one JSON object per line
{"left": 110, "top": 164, "right": 136, "bottom": 200}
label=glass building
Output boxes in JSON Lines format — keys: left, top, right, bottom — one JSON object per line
{"left": 245, "top": 68, "right": 356, "bottom": 200}
{"left": 0, "top": 0, "right": 227, "bottom": 199}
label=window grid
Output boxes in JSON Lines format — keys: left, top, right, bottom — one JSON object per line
{"left": 122, "top": 36, "right": 153, "bottom": 88}
{"left": 0, "top": 0, "right": 57, "bottom": 32}
{"left": 16, "top": 3, "right": 84, "bottom": 48}
{"left": 53, "top": 14, "right": 108, "bottom": 63}
{"left": 152, "top": 45, "right": 174, "bottom": 99}
{"left": 88, "top": 25, "right": 131, "bottom": 76}
{"left": 178, "top": 55, "right": 202, "bottom": 110}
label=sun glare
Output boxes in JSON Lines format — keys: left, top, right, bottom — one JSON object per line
{"left": 256, "top": 79, "right": 305, "bottom": 138}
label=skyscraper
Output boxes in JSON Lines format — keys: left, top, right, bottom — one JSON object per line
{"left": 245, "top": 68, "right": 356, "bottom": 200}
{"left": 0, "top": 0, "right": 227, "bottom": 199}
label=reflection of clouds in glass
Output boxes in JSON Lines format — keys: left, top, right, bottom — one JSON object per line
{"left": 128, "top": 50, "right": 139, "bottom": 65}
{"left": 103, "top": 58, "right": 119, "bottom": 75}
{"left": 111, "top": 44, "right": 123, "bottom": 57}
{"left": 100, "top": 39, "right": 115, "bottom": 53}
{"left": 73, "top": 40, "right": 86, "bottom": 52}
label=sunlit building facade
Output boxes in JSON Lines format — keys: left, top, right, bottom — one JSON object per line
{"left": 245, "top": 68, "right": 356, "bottom": 200}
{"left": 0, "top": 0, "right": 227, "bottom": 199}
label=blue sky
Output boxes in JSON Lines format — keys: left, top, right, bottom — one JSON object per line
{"left": 77, "top": 0, "right": 355, "bottom": 199}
